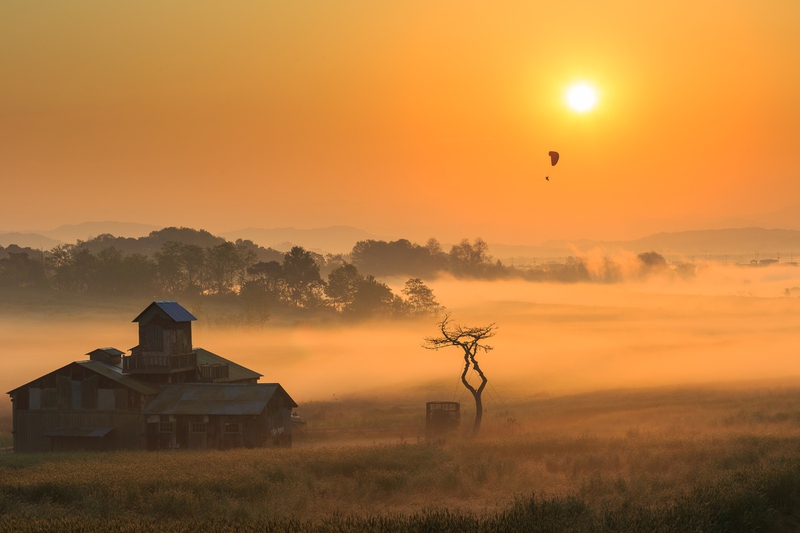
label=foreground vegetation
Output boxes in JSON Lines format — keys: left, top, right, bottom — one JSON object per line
{"left": 5, "top": 385, "right": 800, "bottom": 531}
{"left": 3, "top": 435, "right": 800, "bottom": 532}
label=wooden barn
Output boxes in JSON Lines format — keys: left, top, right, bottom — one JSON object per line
{"left": 7, "top": 301, "right": 297, "bottom": 453}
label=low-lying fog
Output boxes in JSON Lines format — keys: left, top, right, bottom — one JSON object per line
{"left": 3, "top": 262, "right": 800, "bottom": 416}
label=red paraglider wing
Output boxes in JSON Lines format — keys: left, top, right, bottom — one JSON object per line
{"left": 548, "top": 151, "right": 559, "bottom": 166}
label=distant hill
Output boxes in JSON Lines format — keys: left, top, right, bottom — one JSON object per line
{"left": 73, "top": 227, "right": 286, "bottom": 263}
{"left": 707, "top": 205, "right": 800, "bottom": 232}
{"left": 220, "top": 226, "right": 383, "bottom": 254}
{"left": 1, "top": 225, "right": 335, "bottom": 261}
{"left": 0, "top": 222, "right": 163, "bottom": 249}
{"left": 0, "top": 244, "right": 44, "bottom": 259}
{"left": 77, "top": 227, "right": 227, "bottom": 255}
{"left": 40, "top": 222, "right": 162, "bottom": 243}
{"left": 618, "top": 228, "right": 800, "bottom": 256}
{"left": 0, "top": 233, "right": 61, "bottom": 249}
{"left": 8, "top": 221, "right": 800, "bottom": 265}
{"left": 490, "top": 227, "right": 800, "bottom": 264}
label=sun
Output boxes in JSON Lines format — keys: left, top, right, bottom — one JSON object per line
{"left": 566, "top": 84, "right": 598, "bottom": 112}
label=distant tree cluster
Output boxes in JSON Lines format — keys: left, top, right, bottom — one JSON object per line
{"left": 1, "top": 226, "right": 699, "bottom": 323}
{"left": 0, "top": 229, "right": 443, "bottom": 324}
{"left": 524, "top": 256, "right": 596, "bottom": 283}
{"left": 352, "top": 237, "right": 508, "bottom": 279}
{"left": 522, "top": 252, "right": 697, "bottom": 283}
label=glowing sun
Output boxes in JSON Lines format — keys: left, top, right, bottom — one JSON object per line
{"left": 566, "top": 84, "right": 597, "bottom": 112}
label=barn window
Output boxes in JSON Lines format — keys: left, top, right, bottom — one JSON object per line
{"left": 191, "top": 423, "right": 207, "bottom": 433}
{"left": 224, "top": 422, "right": 241, "bottom": 434}
{"left": 159, "top": 422, "right": 173, "bottom": 433}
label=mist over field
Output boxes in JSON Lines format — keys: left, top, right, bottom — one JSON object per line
{"left": 5, "top": 1, "right": 800, "bottom": 529}
{"left": 4, "top": 262, "right": 800, "bottom": 422}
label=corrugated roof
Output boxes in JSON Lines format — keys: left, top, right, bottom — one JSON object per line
{"left": 44, "top": 427, "right": 114, "bottom": 438}
{"left": 85, "top": 347, "right": 124, "bottom": 357}
{"left": 144, "top": 383, "right": 297, "bottom": 415}
{"left": 194, "top": 347, "right": 262, "bottom": 382}
{"left": 76, "top": 360, "right": 162, "bottom": 396}
{"left": 7, "top": 360, "right": 162, "bottom": 396}
{"left": 132, "top": 301, "right": 197, "bottom": 323}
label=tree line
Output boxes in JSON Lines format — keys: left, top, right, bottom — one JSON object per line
{"left": 0, "top": 229, "right": 445, "bottom": 323}
{"left": 0, "top": 227, "right": 695, "bottom": 319}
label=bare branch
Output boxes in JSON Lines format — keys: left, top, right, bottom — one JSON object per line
{"left": 423, "top": 313, "right": 496, "bottom": 352}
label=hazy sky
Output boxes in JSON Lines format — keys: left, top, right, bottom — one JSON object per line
{"left": 2, "top": 1, "right": 799, "bottom": 243}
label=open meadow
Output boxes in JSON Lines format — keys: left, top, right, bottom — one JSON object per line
{"left": 5, "top": 385, "right": 800, "bottom": 531}
{"left": 3, "top": 265, "right": 800, "bottom": 530}
{"left": 5, "top": 0, "right": 800, "bottom": 529}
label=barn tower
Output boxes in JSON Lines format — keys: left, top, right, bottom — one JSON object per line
{"left": 123, "top": 301, "right": 198, "bottom": 383}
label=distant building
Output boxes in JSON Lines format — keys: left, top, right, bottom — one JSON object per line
{"left": 7, "top": 301, "right": 297, "bottom": 452}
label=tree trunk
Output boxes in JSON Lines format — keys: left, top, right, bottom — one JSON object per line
{"left": 472, "top": 390, "right": 483, "bottom": 436}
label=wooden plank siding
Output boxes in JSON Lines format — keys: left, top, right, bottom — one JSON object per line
{"left": 9, "top": 362, "right": 154, "bottom": 453}
{"left": 145, "top": 407, "right": 293, "bottom": 450}
{"left": 12, "top": 390, "right": 294, "bottom": 452}
{"left": 13, "top": 411, "right": 146, "bottom": 453}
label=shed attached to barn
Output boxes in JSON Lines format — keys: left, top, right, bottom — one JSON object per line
{"left": 143, "top": 383, "right": 295, "bottom": 449}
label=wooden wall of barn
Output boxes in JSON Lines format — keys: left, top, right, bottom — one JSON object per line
{"left": 10, "top": 363, "right": 150, "bottom": 453}
{"left": 145, "top": 395, "right": 294, "bottom": 451}
{"left": 10, "top": 362, "right": 297, "bottom": 452}
{"left": 265, "top": 394, "right": 293, "bottom": 447}
{"left": 12, "top": 411, "right": 146, "bottom": 453}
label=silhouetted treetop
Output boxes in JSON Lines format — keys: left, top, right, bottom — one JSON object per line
{"left": 638, "top": 251, "right": 668, "bottom": 268}
{"left": 402, "top": 278, "right": 443, "bottom": 315}
{"left": 351, "top": 238, "right": 447, "bottom": 278}
{"left": 282, "top": 246, "right": 324, "bottom": 307}
{"left": 77, "top": 227, "right": 226, "bottom": 256}
{"left": 448, "top": 238, "right": 510, "bottom": 279}
{"left": 325, "top": 262, "right": 361, "bottom": 312}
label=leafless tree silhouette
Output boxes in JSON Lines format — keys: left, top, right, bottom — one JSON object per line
{"left": 424, "top": 314, "right": 496, "bottom": 436}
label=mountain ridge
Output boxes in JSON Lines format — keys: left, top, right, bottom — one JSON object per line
{"left": 489, "top": 227, "right": 800, "bottom": 263}
{"left": 219, "top": 225, "right": 384, "bottom": 254}
{"left": 3, "top": 223, "right": 800, "bottom": 263}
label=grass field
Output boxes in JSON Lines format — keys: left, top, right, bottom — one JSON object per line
{"left": 4, "top": 274, "right": 800, "bottom": 530}
{"left": 5, "top": 385, "right": 800, "bottom": 532}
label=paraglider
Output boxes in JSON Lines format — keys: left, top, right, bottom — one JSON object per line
{"left": 545, "top": 151, "right": 559, "bottom": 181}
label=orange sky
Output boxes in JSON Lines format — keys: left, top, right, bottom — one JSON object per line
{"left": 1, "top": 1, "right": 799, "bottom": 244}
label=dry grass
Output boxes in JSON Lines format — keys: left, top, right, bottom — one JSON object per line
{"left": 4, "top": 385, "right": 800, "bottom": 531}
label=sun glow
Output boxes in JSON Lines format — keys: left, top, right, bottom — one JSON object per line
{"left": 566, "top": 84, "right": 598, "bottom": 112}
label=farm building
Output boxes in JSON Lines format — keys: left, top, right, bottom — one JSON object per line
{"left": 7, "top": 301, "right": 297, "bottom": 453}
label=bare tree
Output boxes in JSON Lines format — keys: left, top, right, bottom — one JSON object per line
{"left": 424, "top": 314, "right": 496, "bottom": 436}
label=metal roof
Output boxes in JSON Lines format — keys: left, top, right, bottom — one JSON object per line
{"left": 194, "top": 347, "right": 262, "bottom": 382}
{"left": 7, "top": 360, "right": 162, "bottom": 396}
{"left": 7, "top": 350, "right": 259, "bottom": 395}
{"left": 76, "top": 360, "right": 162, "bottom": 396}
{"left": 43, "top": 427, "right": 115, "bottom": 438}
{"left": 144, "top": 383, "right": 297, "bottom": 415}
{"left": 85, "top": 347, "right": 124, "bottom": 357}
{"left": 132, "top": 301, "right": 197, "bottom": 323}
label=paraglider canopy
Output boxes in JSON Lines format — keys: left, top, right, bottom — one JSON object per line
{"left": 548, "top": 151, "right": 559, "bottom": 166}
